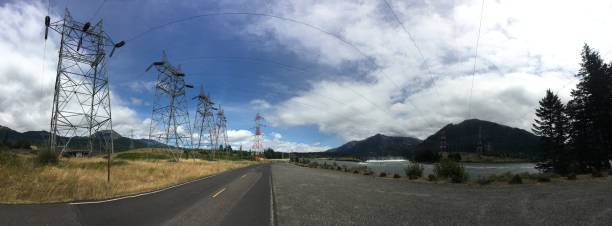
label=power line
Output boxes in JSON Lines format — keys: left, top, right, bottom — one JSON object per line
{"left": 468, "top": 0, "right": 485, "bottom": 119}
{"left": 124, "top": 11, "right": 437, "bottom": 130}
{"left": 380, "top": 0, "right": 442, "bottom": 129}
{"left": 381, "top": 0, "right": 439, "bottom": 97}
{"left": 89, "top": 0, "right": 107, "bottom": 21}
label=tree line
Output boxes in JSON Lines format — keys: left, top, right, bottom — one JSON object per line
{"left": 533, "top": 44, "right": 612, "bottom": 175}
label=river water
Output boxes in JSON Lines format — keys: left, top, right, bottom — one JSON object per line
{"left": 311, "top": 159, "right": 538, "bottom": 179}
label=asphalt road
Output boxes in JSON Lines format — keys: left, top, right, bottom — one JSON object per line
{"left": 272, "top": 163, "right": 612, "bottom": 226}
{"left": 3, "top": 162, "right": 612, "bottom": 226}
{"left": 0, "top": 163, "right": 273, "bottom": 226}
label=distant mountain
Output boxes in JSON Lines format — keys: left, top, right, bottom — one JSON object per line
{"left": 416, "top": 119, "right": 541, "bottom": 157}
{"left": 326, "top": 134, "right": 422, "bottom": 158}
{"left": 0, "top": 125, "right": 164, "bottom": 152}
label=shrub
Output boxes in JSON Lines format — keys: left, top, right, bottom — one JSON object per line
{"left": 509, "top": 174, "right": 523, "bottom": 184}
{"left": 353, "top": 169, "right": 360, "bottom": 174}
{"left": 405, "top": 163, "right": 424, "bottom": 180}
{"left": 336, "top": 166, "right": 342, "bottom": 171}
{"left": 36, "top": 150, "right": 59, "bottom": 165}
{"left": 363, "top": 170, "right": 374, "bottom": 176}
{"left": 477, "top": 177, "right": 492, "bottom": 185}
{"left": 379, "top": 172, "right": 387, "bottom": 177}
{"left": 591, "top": 169, "right": 603, "bottom": 178}
{"left": 567, "top": 173, "right": 577, "bottom": 180}
{"left": 434, "top": 159, "right": 468, "bottom": 183}
{"left": 536, "top": 174, "right": 551, "bottom": 182}
{"left": 307, "top": 162, "right": 319, "bottom": 168}
{"left": 393, "top": 173, "right": 401, "bottom": 178}
{"left": 427, "top": 174, "right": 437, "bottom": 181}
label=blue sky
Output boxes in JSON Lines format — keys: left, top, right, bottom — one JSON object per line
{"left": 2, "top": 0, "right": 612, "bottom": 152}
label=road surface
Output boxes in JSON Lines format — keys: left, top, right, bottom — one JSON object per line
{"left": 2, "top": 162, "right": 612, "bottom": 226}
{"left": 0, "top": 163, "right": 273, "bottom": 226}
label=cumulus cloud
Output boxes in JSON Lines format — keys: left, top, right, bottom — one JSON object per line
{"left": 249, "top": 99, "right": 271, "bottom": 110}
{"left": 240, "top": 0, "right": 612, "bottom": 140}
{"left": 0, "top": 1, "right": 150, "bottom": 139}
{"left": 226, "top": 129, "right": 329, "bottom": 152}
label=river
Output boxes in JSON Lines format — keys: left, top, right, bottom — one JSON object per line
{"left": 311, "top": 159, "right": 538, "bottom": 179}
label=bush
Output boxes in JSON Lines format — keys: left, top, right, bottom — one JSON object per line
{"left": 591, "top": 169, "right": 603, "bottom": 178}
{"left": 567, "top": 172, "right": 577, "bottom": 180}
{"left": 36, "top": 150, "right": 58, "bottom": 165}
{"left": 336, "top": 166, "right": 342, "bottom": 171}
{"left": 427, "top": 174, "right": 437, "bottom": 181}
{"left": 363, "top": 170, "right": 374, "bottom": 176}
{"left": 379, "top": 172, "right": 387, "bottom": 177}
{"left": 307, "top": 162, "right": 319, "bottom": 168}
{"left": 488, "top": 173, "right": 507, "bottom": 182}
{"left": 509, "top": 174, "right": 523, "bottom": 184}
{"left": 434, "top": 159, "right": 468, "bottom": 183}
{"left": 405, "top": 163, "right": 424, "bottom": 180}
{"left": 353, "top": 169, "right": 360, "bottom": 174}
{"left": 477, "top": 177, "right": 492, "bottom": 185}
{"left": 536, "top": 174, "right": 551, "bottom": 182}
{"left": 393, "top": 173, "right": 401, "bottom": 178}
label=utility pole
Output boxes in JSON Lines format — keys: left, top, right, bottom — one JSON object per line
{"left": 44, "top": 9, "right": 124, "bottom": 182}
{"left": 147, "top": 52, "right": 194, "bottom": 160}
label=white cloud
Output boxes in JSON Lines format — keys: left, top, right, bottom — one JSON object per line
{"left": 0, "top": 1, "right": 150, "bottom": 140}
{"left": 225, "top": 129, "right": 329, "bottom": 152}
{"left": 249, "top": 99, "right": 271, "bottom": 110}
{"left": 240, "top": 0, "right": 612, "bottom": 140}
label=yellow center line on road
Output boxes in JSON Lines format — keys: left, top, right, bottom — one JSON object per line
{"left": 212, "top": 188, "right": 226, "bottom": 198}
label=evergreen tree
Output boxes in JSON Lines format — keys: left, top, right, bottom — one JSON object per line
{"left": 532, "top": 90, "right": 568, "bottom": 173}
{"left": 567, "top": 44, "right": 612, "bottom": 171}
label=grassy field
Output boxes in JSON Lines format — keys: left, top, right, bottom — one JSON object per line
{"left": 0, "top": 149, "right": 255, "bottom": 204}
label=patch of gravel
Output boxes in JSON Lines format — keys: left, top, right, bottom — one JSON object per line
{"left": 272, "top": 163, "right": 612, "bottom": 226}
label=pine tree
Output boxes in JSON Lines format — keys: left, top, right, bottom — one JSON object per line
{"left": 567, "top": 44, "right": 612, "bottom": 171}
{"left": 532, "top": 90, "right": 568, "bottom": 173}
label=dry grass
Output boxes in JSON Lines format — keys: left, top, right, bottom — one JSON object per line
{"left": 0, "top": 155, "right": 255, "bottom": 204}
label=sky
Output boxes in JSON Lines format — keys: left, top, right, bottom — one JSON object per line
{"left": 1, "top": 0, "right": 612, "bottom": 152}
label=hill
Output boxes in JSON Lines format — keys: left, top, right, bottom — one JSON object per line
{"left": 326, "top": 134, "right": 421, "bottom": 158}
{"left": 0, "top": 125, "right": 163, "bottom": 152}
{"left": 416, "top": 119, "right": 540, "bottom": 158}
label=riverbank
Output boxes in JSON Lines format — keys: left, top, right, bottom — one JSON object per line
{"left": 300, "top": 159, "right": 611, "bottom": 185}
{"left": 0, "top": 150, "right": 255, "bottom": 204}
{"left": 273, "top": 163, "right": 612, "bottom": 225}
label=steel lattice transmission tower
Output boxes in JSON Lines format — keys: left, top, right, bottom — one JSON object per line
{"left": 252, "top": 113, "right": 265, "bottom": 153}
{"left": 216, "top": 106, "right": 229, "bottom": 151}
{"left": 146, "top": 52, "right": 193, "bottom": 159}
{"left": 193, "top": 85, "right": 217, "bottom": 150}
{"left": 45, "top": 9, "right": 124, "bottom": 156}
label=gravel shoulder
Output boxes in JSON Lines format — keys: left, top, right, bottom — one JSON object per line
{"left": 272, "top": 163, "right": 612, "bottom": 226}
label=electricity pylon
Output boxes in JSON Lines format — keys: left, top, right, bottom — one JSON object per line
{"left": 147, "top": 52, "right": 193, "bottom": 160}
{"left": 193, "top": 85, "right": 217, "bottom": 151}
{"left": 252, "top": 113, "right": 265, "bottom": 154}
{"left": 216, "top": 106, "right": 229, "bottom": 150}
{"left": 45, "top": 9, "right": 124, "bottom": 157}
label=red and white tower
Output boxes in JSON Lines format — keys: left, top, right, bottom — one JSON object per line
{"left": 252, "top": 113, "right": 265, "bottom": 153}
